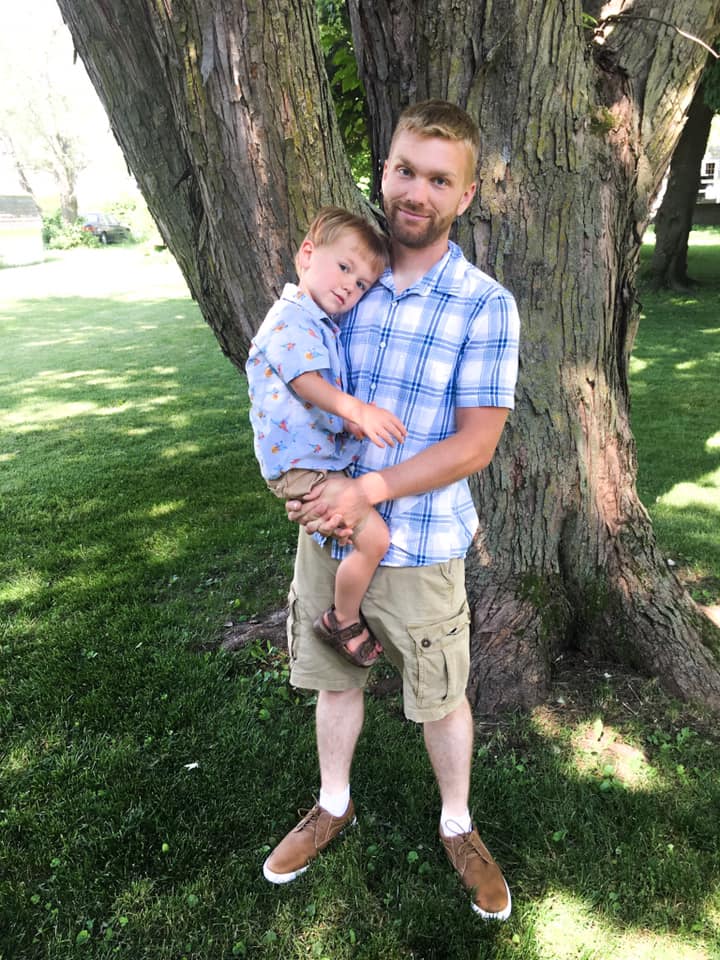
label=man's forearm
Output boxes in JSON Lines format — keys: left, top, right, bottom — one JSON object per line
{"left": 356, "top": 406, "right": 509, "bottom": 506}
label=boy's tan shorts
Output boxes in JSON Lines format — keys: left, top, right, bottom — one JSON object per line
{"left": 287, "top": 532, "right": 470, "bottom": 723}
{"left": 266, "top": 468, "right": 338, "bottom": 500}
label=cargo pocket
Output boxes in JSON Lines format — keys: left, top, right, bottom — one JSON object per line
{"left": 286, "top": 584, "right": 300, "bottom": 663}
{"left": 407, "top": 606, "right": 470, "bottom": 708}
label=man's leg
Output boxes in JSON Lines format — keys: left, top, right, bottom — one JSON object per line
{"left": 423, "top": 696, "right": 473, "bottom": 820}
{"left": 317, "top": 688, "right": 365, "bottom": 794}
{"left": 424, "top": 698, "right": 511, "bottom": 921}
{"left": 264, "top": 536, "right": 369, "bottom": 885}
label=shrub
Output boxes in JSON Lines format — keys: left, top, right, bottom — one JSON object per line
{"left": 42, "top": 211, "right": 95, "bottom": 250}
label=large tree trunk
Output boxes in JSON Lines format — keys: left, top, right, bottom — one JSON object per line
{"left": 56, "top": 0, "right": 720, "bottom": 714}
{"left": 650, "top": 75, "right": 714, "bottom": 289}
{"left": 55, "top": 0, "right": 362, "bottom": 363}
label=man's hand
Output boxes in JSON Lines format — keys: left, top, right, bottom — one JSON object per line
{"left": 285, "top": 473, "right": 372, "bottom": 539}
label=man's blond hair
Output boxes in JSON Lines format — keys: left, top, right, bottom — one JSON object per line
{"left": 390, "top": 100, "right": 480, "bottom": 183}
{"left": 295, "top": 206, "right": 390, "bottom": 276}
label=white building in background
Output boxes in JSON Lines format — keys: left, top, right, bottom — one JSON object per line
{"left": 0, "top": 150, "right": 44, "bottom": 267}
{"left": 699, "top": 146, "right": 720, "bottom": 203}
{"left": 694, "top": 116, "right": 720, "bottom": 226}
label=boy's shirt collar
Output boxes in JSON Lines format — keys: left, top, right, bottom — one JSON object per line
{"left": 279, "top": 282, "right": 340, "bottom": 332}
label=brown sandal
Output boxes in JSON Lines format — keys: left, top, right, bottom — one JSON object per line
{"left": 312, "top": 606, "right": 380, "bottom": 668}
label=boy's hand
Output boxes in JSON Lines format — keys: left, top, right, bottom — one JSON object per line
{"left": 355, "top": 402, "right": 407, "bottom": 448}
{"left": 343, "top": 418, "right": 365, "bottom": 440}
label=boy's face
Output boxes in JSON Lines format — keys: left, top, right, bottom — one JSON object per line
{"left": 297, "top": 232, "right": 382, "bottom": 316}
{"left": 382, "top": 131, "right": 477, "bottom": 249}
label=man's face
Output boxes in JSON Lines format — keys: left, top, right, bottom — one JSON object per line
{"left": 381, "top": 131, "right": 477, "bottom": 249}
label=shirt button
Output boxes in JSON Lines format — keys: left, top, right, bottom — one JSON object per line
{"left": 421, "top": 639, "right": 431, "bottom": 648}
{"left": 379, "top": 341, "right": 386, "bottom": 348}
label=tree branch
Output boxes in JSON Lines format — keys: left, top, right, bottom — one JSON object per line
{"left": 596, "top": 14, "right": 719, "bottom": 59}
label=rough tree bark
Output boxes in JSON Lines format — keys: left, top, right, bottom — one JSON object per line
{"left": 56, "top": 0, "right": 720, "bottom": 714}
{"left": 650, "top": 73, "right": 715, "bottom": 288}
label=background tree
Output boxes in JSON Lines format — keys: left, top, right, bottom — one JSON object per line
{"left": 650, "top": 53, "right": 720, "bottom": 289}
{"left": 0, "top": 0, "right": 123, "bottom": 221}
{"left": 55, "top": 0, "right": 720, "bottom": 714}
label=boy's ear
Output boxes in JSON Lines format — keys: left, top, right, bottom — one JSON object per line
{"left": 297, "top": 239, "right": 314, "bottom": 272}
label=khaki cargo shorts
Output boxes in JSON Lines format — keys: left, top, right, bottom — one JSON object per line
{"left": 287, "top": 532, "right": 470, "bottom": 723}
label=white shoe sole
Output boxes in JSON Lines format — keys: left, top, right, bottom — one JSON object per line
{"left": 471, "top": 879, "right": 512, "bottom": 921}
{"left": 262, "top": 859, "right": 310, "bottom": 884}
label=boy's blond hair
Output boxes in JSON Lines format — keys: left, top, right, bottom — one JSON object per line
{"left": 390, "top": 100, "right": 480, "bottom": 184}
{"left": 295, "top": 206, "right": 390, "bottom": 277}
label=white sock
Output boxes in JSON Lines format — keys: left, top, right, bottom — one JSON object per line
{"left": 440, "top": 808, "right": 472, "bottom": 837}
{"left": 319, "top": 785, "right": 350, "bottom": 818}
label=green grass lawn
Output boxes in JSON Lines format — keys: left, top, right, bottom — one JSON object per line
{"left": 1, "top": 243, "right": 719, "bottom": 960}
{"left": 633, "top": 228, "right": 720, "bottom": 604}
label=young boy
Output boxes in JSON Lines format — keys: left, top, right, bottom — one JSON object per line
{"left": 246, "top": 207, "right": 406, "bottom": 668}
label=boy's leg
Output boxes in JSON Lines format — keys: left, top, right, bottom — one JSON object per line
{"left": 321, "top": 509, "right": 388, "bottom": 657}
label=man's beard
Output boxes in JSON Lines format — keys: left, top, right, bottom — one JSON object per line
{"left": 384, "top": 200, "right": 454, "bottom": 249}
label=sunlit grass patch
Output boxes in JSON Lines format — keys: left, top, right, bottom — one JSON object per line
{"left": 633, "top": 234, "right": 720, "bottom": 600}
{"left": 533, "top": 890, "right": 714, "bottom": 960}
{"left": 571, "top": 720, "right": 656, "bottom": 790}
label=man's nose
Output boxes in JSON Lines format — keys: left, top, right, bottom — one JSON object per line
{"left": 405, "top": 177, "right": 428, "bottom": 205}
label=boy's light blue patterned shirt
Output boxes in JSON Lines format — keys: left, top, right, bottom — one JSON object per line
{"left": 330, "top": 241, "right": 520, "bottom": 567}
{"left": 246, "top": 283, "right": 358, "bottom": 480}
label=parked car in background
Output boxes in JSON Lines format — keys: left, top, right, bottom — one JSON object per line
{"left": 80, "top": 212, "right": 131, "bottom": 244}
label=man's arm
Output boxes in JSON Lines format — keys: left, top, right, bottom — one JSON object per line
{"left": 288, "top": 406, "right": 509, "bottom": 534}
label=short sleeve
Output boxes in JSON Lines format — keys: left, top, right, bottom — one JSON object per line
{"left": 456, "top": 290, "right": 520, "bottom": 409}
{"left": 258, "top": 320, "right": 334, "bottom": 386}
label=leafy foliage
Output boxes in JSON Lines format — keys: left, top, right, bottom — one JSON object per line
{"left": 702, "top": 53, "right": 720, "bottom": 112}
{"left": 41, "top": 210, "right": 95, "bottom": 249}
{"left": 316, "top": 0, "right": 371, "bottom": 187}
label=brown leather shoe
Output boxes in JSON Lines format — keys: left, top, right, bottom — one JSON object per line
{"left": 440, "top": 825, "right": 512, "bottom": 920}
{"left": 263, "top": 800, "right": 357, "bottom": 884}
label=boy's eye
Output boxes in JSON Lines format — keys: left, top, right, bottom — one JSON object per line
{"left": 339, "top": 262, "right": 349, "bottom": 272}
{"left": 356, "top": 280, "right": 367, "bottom": 291}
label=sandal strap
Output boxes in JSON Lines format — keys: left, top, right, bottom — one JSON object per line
{"left": 324, "top": 607, "right": 366, "bottom": 646}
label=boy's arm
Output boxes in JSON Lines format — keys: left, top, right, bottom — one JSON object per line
{"left": 291, "top": 371, "right": 365, "bottom": 425}
{"left": 291, "top": 371, "right": 406, "bottom": 448}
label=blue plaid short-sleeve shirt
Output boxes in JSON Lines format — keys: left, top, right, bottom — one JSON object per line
{"left": 330, "top": 241, "right": 520, "bottom": 567}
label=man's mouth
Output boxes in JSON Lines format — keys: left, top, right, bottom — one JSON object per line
{"left": 397, "top": 206, "right": 430, "bottom": 221}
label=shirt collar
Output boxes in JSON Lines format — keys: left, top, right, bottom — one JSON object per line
{"left": 379, "top": 241, "right": 463, "bottom": 299}
{"left": 279, "top": 282, "right": 340, "bottom": 332}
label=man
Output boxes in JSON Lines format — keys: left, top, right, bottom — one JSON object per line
{"left": 263, "top": 100, "right": 520, "bottom": 921}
